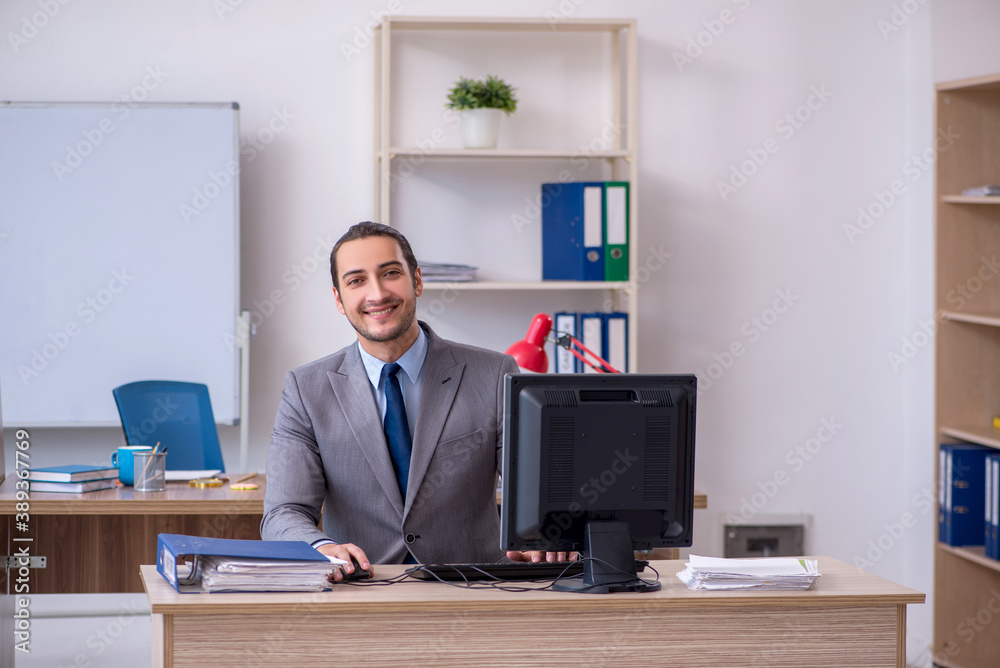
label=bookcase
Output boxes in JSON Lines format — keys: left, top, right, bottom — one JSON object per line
{"left": 372, "top": 17, "right": 639, "bottom": 370}
{"left": 933, "top": 72, "right": 1000, "bottom": 667}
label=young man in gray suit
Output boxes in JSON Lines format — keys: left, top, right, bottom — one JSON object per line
{"left": 262, "top": 222, "right": 567, "bottom": 578}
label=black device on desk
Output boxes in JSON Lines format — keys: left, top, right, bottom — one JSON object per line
{"left": 500, "top": 373, "right": 696, "bottom": 594}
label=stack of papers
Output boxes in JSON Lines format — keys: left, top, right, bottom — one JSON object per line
{"left": 419, "top": 261, "right": 478, "bottom": 282}
{"left": 677, "top": 555, "right": 821, "bottom": 591}
{"left": 962, "top": 185, "right": 1000, "bottom": 197}
{"left": 194, "top": 554, "right": 347, "bottom": 593}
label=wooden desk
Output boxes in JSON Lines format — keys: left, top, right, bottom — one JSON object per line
{"left": 0, "top": 476, "right": 265, "bottom": 594}
{"left": 141, "top": 557, "right": 923, "bottom": 668}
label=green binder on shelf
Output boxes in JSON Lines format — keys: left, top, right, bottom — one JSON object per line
{"left": 604, "top": 181, "right": 629, "bottom": 281}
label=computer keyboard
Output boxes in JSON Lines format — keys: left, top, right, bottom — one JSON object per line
{"left": 406, "top": 560, "right": 647, "bottom": 582}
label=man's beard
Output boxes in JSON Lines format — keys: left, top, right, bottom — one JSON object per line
{"left": 347, "top": 297, "right": 417, "bottom": 343}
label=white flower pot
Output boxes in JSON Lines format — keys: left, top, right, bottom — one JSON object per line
{"left": 461, "top": 108, "right": 502, "bottom": 149}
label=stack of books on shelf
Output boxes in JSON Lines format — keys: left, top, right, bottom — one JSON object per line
{"left": 939, "top": 443, "right": 1000, "bottom": 561}
{"left": 28, "top": 464, "right": 118, "bottom": 493}
{"left": 541, "top": 181, "right": 629, "bottom": 282}
{"left": 677, "top": 555, "right": 821, "bottom": 591}
{"left": 419, "top": 261, "right": 477, "bottom": 282}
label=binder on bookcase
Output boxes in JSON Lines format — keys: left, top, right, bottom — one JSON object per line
{"left": 553, "top": 312, "right": 579, "bottom": 373}
{"left": 987, "top": 454, "right": 994, "bottom": 558}
{"left": 604, "top": 182, "right": 629, "bottom": 282}
{"left": 939, "top": 443, "right": 992, "bottom": 547}
{"left": 542, "top": 182, "right": 605, "bottom": 281}
{"left": 578, "top": 313, "right": 604, "bottom": 374}
{"left": 603, "top": 312, "right": 628, "bottom": 373}
{"left": 989, "top": 454, "right": 1000, "bottom": 560}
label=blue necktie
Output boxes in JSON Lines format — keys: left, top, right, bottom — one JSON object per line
{"left": 381, "top": 362, "right": 412, "bottom": 497}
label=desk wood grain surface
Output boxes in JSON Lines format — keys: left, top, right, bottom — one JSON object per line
{"left": 141, "top": 558, "right": 924, "bottom": 668}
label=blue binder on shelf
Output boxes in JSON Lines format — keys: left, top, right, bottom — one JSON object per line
{"left": 553, "top": 312, "right": 579, "bottom": 373}
{"left": 938, "top": 444, "right": 992, "bottom": 547}
{"left": 602, "top": 312, "right": 628, "bottom": 373}
{"left": 542, "top": 182, "right": 605, "bottom": 281}
{"left": 157, "top": 533, "right": 331, "bottom": 593}
{"left": 578, "top": 312, "right": 605, "bottom": 374}
{"left": 988, "top": 454, "right": 1000, "bottom": 560}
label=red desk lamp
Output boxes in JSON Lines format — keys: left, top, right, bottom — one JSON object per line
{"left": 505, "top": 313, "right": 621, "bottom": 374}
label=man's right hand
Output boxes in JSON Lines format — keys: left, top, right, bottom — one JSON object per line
{"left": 316, "top": 542, "right": 372, "bottom": 581}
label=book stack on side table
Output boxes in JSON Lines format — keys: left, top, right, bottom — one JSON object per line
{"left": 28, "top": 464, "right": 118, "bottom": 493}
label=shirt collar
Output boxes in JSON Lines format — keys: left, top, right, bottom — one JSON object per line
{"left": 358, "top": 326, "right": 428, "bottom": 389}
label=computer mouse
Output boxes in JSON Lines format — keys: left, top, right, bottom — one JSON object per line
{"left": 340, "top": 555, "right": 371, "bottom": 581}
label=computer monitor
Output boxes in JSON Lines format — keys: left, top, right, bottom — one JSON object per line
{"left": 501, "top": 373, "right": 697, "bottom": 593}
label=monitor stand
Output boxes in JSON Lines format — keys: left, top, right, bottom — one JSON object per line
{"left": 553, "top": 520, "right": 661, "bottom": 594}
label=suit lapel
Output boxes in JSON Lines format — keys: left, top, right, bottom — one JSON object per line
{"left": 405, "top": 331, "right": 464, "bottom": 515}
{"left": 328, "top": 345, "right": 404, "bottom": 515}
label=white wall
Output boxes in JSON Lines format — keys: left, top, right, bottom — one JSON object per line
{"left": 1, "top": 0, "right": 943, "bottom": 659}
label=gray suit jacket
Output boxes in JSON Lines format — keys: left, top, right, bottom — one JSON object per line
{"left": 261, "top": 322, "right": 519, "bottom": 564}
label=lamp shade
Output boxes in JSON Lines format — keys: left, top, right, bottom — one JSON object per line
{"left": 505, "top": 313, "right": 552, "bottom": 373}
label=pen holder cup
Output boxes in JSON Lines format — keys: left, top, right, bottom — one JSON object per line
{"left": 133, "top": 452, "right": 166, "bottom": 492}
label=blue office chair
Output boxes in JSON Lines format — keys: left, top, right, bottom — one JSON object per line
{"left": 112, "top": 381, "right": 226, "bottom": 472}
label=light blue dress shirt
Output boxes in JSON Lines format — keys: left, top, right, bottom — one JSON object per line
{"left": 357, "top": 326, "right": 428, "bottom": 438}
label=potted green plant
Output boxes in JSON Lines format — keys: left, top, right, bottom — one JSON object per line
{"left": 446, "top": 75, "right": 518, "bottom": 149}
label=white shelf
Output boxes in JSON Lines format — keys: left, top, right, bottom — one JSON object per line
{"left": 384, "top": 16, "right": 634, "bottom": 32}
{"left": 421, "top": 281, "right": 632, "bottom": 291}
{"left": 941, "top": 195, "right": 1000, "bottom": 204}
{"left": 939, "top": 424, "right": 1000, "bottom": 450}
{"left": 388, "top": 148, "right": 630, "bottom": 160}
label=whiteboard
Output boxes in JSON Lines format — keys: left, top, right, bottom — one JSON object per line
{"left": 0, "top": 102, "right": 240, "bottom": 426}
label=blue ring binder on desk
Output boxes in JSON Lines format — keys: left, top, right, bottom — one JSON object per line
{"left": 157, "top": 533, "right": 335, "bottom": 593}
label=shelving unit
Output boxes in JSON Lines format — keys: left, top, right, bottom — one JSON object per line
{"left": 933, "top": 72, "right": 1000, "bottom": 667}
{"left": 373, "top": 16, "right": 639, "bottom": 370}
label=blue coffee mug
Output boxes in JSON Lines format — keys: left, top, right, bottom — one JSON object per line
{"left": 111, "top": 446, "right": 153, "bottom": 486}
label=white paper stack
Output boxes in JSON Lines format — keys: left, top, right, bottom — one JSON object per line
{"left": 962, "top": 185, "right": 1000, "bottom": 197}
{"left": 419, "top": 261, "right": 478, "bottom": 282}
{"left": 676, "top": 555, "right": 821, "bottom": 591}
{"left": 196, "top": 554, "right": 347, "bottom": 592}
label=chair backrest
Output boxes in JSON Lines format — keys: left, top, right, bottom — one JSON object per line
{"left": 112, "top": 381, "right": 225, "bottom": 472}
